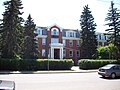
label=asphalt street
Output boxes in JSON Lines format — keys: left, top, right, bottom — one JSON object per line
{"left": 0, "top": 72, "right": 120, "bottom": 90}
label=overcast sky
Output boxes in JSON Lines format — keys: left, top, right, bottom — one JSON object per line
{"left": 0, "top": 0, "right": 120, "bottom": 32}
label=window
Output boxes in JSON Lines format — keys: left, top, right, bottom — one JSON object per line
{"left": 63, "top": 50, "right": 66, "bottom": 58}
{"left": 101, "top": 35, "right": 104, "bottom": 40}
{"left": 37, "top": 28, "right": 42, "bottom": 35}
{"left": 51, "top": 28, "right": 59, "bottom": 36}
{"left": 99, "top": 35, "right": 101, "bottom": 40}
{"left": 42, "top": 30, "right": 47, "bottom": 35}
{"left": 104, "top": 35, "right": 106, "bottom": 40}
{"left": 42, "top": 38, "right": 46, "bottom": 45}
{"left": 38, "top": 30, "right": 41, "bottom": 35}
{"left": 62, "top": 31, "right": 66, "bottom": 37}
{"left": 113, "top": 66, "right": 120, "bottom": 70}
{"left": 76, "top": 50, "right": 80, "bottom": 57}
{"left": 51, "top": 38, "right": 59, "bottom": 43}
{"left": 63, "top": 40, "right": 66, "bottom": 46}
{"left": 99, "top": 42, "right": 102, "bottom": 46}
{"left": 53, "top": 29, "right": 57, "bottom": 35}
{"left": 67, "top": 31, "right": 76, "bottom": 38}
{"left": 69, "top": 40, "right": 73, "bottom": 47}
{"left": 70, "top": 32, "right": 73, "bottom": 37}
{"left": 42, "top": 49, "right": 46, "bottom": 57}
{"left": 76, "top": 40, "right": 80, "bottom": 47}
{"left": 69, "top": 50, "right": 73, "bottom": 57}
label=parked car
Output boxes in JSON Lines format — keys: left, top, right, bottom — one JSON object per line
{"left": 0, "top": 80, "right": 15, "bottom": 90}
{"left": 98, "top": 64, "right": 120, "bottom": 78}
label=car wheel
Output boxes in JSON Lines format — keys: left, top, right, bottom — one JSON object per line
{"left": 111, "top": 73, "right": 116, "bottom": 79}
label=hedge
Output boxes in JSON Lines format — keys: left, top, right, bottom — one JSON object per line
{"left": 0, "top": 59, "right": 74, "bottom": 71}
{"left": 0, "top": 59, "right": 19, "bottom": 71}
{"left": 78, "top": 59, "right": 120, "bottom": 70}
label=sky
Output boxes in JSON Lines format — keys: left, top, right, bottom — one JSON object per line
{"left": 0, "top": 0, "right": 120, "bottom": 32}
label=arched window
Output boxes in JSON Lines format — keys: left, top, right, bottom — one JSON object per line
{"left": 51, "top": 28, "right": 59, "bottom": 36}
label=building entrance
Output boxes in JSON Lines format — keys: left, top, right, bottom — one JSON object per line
{"left": 54, "top": 49, "right": 60, "bottom": 59}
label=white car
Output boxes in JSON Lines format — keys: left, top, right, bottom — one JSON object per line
{"left": 0, "top": 80, "right": 15, "bottom": 90}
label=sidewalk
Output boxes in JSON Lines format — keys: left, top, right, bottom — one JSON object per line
{"left": 0, "top": 66, "right": 98, "bottom": 74}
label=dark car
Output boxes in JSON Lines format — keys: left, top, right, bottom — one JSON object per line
{"left": 0, "top": 80, "right": 15, "bottom": 90}
{"left": 98, "top": 64, "right": 120, "bottom": 78}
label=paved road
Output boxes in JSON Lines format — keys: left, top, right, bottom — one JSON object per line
{"left": 0, "top": 72, "right": 120, "bottom": 90}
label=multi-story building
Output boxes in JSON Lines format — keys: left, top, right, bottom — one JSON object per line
{"left": 97, "top": 32, "right": 109, "bottom": 47}
{"left": 36, "top": 24, "right": 109, "bottom": 64}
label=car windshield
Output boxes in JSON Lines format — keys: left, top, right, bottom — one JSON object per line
{"left": 102, "top": 64, "right": 114, "bottom": 69}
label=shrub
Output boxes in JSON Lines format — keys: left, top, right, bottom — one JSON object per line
{"left": 19, "top": 59, "right": 39, "bottom": 71}
{"left": 97, "top": 44, "right": 118, "bottom": 59}
{"left": 0, "top": 59, "right": 19, "bottom": 71}
{"left": 78, "top": 59, "right": 119, "bottom": 70}
{"left": 48, "top": 59, "right": 74, "bottom": 70}
{"left": 0, "top": 59, "right": 74, "bottom": 71}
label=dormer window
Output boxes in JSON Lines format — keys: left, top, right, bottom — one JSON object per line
{"left": 70, "top": 32, "right": 73, "bottom": 37}
{"left": 67, "top": 31, "right": 76, "bottom": 37}
{"left": 51, "top": 28, "right": 59, "bottom": 36}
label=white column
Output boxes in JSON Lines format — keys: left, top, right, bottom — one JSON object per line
{"left": 53, "top": 48, "right": 54, "bottom": 59}
{"left": 51, "top": 47, "right": 54, "bottom": 59}
{"left": 50, "top": 47, "right": 52, "bottom": 59}
{"left": 61, "top": 47, "right": 63, "bottom": 59}
{"left": 60, "top": 48, "right": 61, "bottom": 59}
{"left": 52, "top": 48, "right": 54, "bottom": 59}
{"left": 60, "top": 48, "right": 63, "bottom": 59}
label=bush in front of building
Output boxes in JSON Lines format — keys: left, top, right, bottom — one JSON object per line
{"left": 0, "top": 59, "right": 19, "bottom": 71}
{"left": 47, "top": 59, "right": 74, "bottom": 70}
{"left": 97, "top": 44, "right": 119, "bottom": 59}
{"left": 78, "top": 59, "right": 119, "bottom": 70}
{"left": 18, "top": 59, "right": 74, "bottom": 70}
{"left": 18, "top": 59, "right": 41, "bottom": 71}
{"left": 0, "top": 59, "right": 74, "bottom": 71}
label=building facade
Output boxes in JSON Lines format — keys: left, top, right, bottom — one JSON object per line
{"left": 36, "top": 24, "right": 109, "bottom": 64}
{"left": 97, "top": 32, "right": 109, "bottom": 47}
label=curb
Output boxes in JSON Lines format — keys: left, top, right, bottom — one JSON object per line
{"left": 0, "top": 70, "right": 98, "bottom": 74}
{"left": 0, "top": 66, "right": 98, "bottom": 74}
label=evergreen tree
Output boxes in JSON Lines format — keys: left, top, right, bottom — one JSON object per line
{"left": 0, "top": 0, "right": 24, "bottom": 59}
{"left": 0, "top": 19, "right": 2, "bottom": 57}
{"left": 23, "top": 14, "right": 38, "bottom": 59}
{"left": 80, "top": 5, "right": 97, "bottom": 59}
{"left": 105, "top": 1, "right": 120, "bottom": 58}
